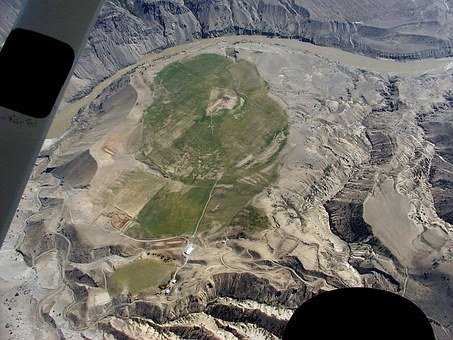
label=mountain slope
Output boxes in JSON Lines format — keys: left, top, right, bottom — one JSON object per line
{"left": 2, "top": 0, "right": 453, "bottom": 100}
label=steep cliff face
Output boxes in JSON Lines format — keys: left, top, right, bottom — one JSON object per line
{"left": 126, "top": 272, "right": 308, "bottom": 324}
{"left": 185, "top": 0, "right": 310, "bottom": 36}
{"left": 5, "top": 35, "right": 453, "bottom": 339}
{"left": 184, "top": 0, "right": 453, "bottom": 60}
{"left": 2, "top": 0, "right": 453, "bottom": 101}
{"left": 0, "top": 0, "right": 21, "bottom": 42}
{"left": 298, "top": 0, "right": 449, "bottom": 29}
{"left": 70, "top": 0, "right": 202, "bottom": 100}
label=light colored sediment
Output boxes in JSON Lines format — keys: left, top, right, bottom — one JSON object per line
{"left": 2, "top": 36, "right": 453, "bottom": 340}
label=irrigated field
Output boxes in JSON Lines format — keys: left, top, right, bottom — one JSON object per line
{"left": 108, "top": 259, "right": 173, "bottom": 296}
{"left": 129, "top": 53, "right": 288, "bottom": 238}
{"left": 136, "top": 185, "right": 212, "bottom": 238}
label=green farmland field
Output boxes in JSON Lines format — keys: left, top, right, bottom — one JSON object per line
{"left": 131, "top": 53, "right": 288, "bottom": 238}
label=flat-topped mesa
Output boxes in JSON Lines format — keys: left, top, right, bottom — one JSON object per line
{"left": 131, "top": 53, "right": 287, "bottom": 240}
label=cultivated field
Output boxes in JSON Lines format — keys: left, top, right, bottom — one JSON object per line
{"left": 130, "top": 53, "right": 288, "bottom": 238}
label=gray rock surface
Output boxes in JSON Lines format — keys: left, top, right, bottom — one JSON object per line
{"left": 0, "top": 0, "right": 20, "bottom": 42}
{"left": 2, "top": 36, "right": 453, "bottom": 340}
{"left": 3, "top": 0, "right": 453, "bottom": 99}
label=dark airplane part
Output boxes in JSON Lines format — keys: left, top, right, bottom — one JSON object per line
{"left": 283, "top": 288, "right": 435, "bottom": 340}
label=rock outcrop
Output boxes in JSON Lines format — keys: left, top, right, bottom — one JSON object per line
{"left": 417, "top": 95, "right": 453, "bottom": 225}
{"left": 0, "top": 0, "right": 21, "bottom": 42}
{"left": 3, "top": 18, "right": 453, "bottom": 338}
{"left": 127, "top": 272, "right": 308, "bottom": 324}
{"left": 3, "top": 0, "right": 453, "bottom": 100}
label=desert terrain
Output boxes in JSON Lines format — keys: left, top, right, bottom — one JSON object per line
{"left": 0, "top": 35, "right": 453, "bottom": 340}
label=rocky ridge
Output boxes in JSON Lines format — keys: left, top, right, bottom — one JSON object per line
{"left": 3, "top": 0, "right": 453, "bottom": 100}
{"left": 1, "top": 18, "right": 453, "bottom": 340}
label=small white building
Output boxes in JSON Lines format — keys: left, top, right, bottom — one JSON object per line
{"left": 183, "top": 243, "right": 194, "bottom": 257}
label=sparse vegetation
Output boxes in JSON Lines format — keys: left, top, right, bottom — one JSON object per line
{"left": 99, "top": 169, "right": 165, "bottom": 217}
{"left": 108, "top": 259, "right": 173, "bottom": 296}
{"left": 136, "top": 185, "right": 211, "bottom": 237}
{"left": 230, "top": 205, "right": 271, "bottom": 233}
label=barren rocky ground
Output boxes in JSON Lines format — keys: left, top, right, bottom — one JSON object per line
{"left": 0, "top": 35, "right": 452, "bottom": 340}
{"left": 2, "top": 1, "right": 453, "bottom": 339}
{"left": 4, "top": 0, "right": 453, "bottom": 102}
